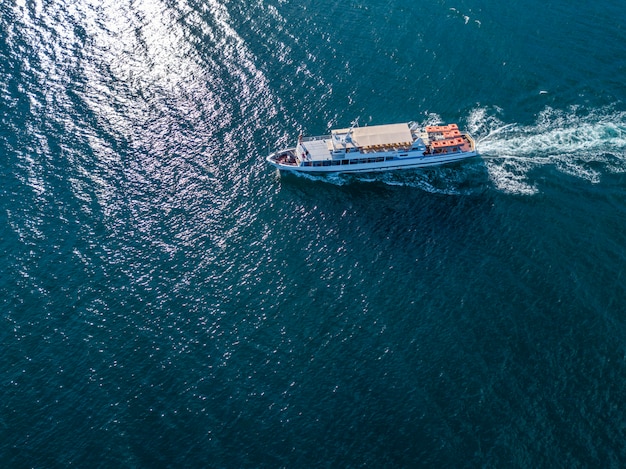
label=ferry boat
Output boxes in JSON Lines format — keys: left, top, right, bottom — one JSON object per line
{"left": 266, "top": 120, "right": 477, "bottom": 173}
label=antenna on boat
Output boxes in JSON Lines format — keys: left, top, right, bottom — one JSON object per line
{"left": 341, "top": 117, "right": 360, "bottom": 147}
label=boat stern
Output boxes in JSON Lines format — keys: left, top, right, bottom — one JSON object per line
{"left": 464, "top": 132, "right": 476, "bottom": 153}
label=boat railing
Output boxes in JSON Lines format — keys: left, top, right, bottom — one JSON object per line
{"left": 300, "top": 135, "right": 331, "bottom": 143}
{"left": 464, "top": 133, "right": 476, "bottom": 151}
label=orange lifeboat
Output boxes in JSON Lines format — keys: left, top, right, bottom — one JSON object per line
{"left": 426, "top": 123, "right": 459, "bottom": 134}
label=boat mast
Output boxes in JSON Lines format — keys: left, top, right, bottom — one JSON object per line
{"left": 335, "top": 117, "right": 359, "bottom": 151}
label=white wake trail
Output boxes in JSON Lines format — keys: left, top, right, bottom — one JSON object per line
{"left": 471, "top": 107, "right": 626, "bottom": 194}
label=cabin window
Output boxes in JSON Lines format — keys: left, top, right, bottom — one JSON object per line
{"left": 376, "top": 157, "right": 384, "bottom": 162}
{"left": 331, "top": 160, "right": 340, "bottom": 165}
{"left": 399, "top": 153, "right": 408, "bottom": 157}
{"left": 341, "top": 159, "right": 349, "bottom": 165}
{"left": 313, "top": 161, "right": 321, "bottom": 167}
{"left": 322, "top": 160, "right": 331, "bottom": 166}
{"left": 385, "top": 156, "right": 394, "bottom": 161}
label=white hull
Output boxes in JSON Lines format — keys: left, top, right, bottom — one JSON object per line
{"left": 267, "top": 148, "right": 477, "bottom": 174}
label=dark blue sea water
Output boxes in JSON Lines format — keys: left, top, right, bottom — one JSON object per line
{"left": 2, "top": 0, "right": 626, "bottom": 466}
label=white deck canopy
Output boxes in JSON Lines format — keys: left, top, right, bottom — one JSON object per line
{"left": 330, "top": 123, "right": 413, "bottom": 150}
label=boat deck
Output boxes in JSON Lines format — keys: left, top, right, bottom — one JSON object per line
{"left": 299, "top": 138, "right": 332, "bottom": 161}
